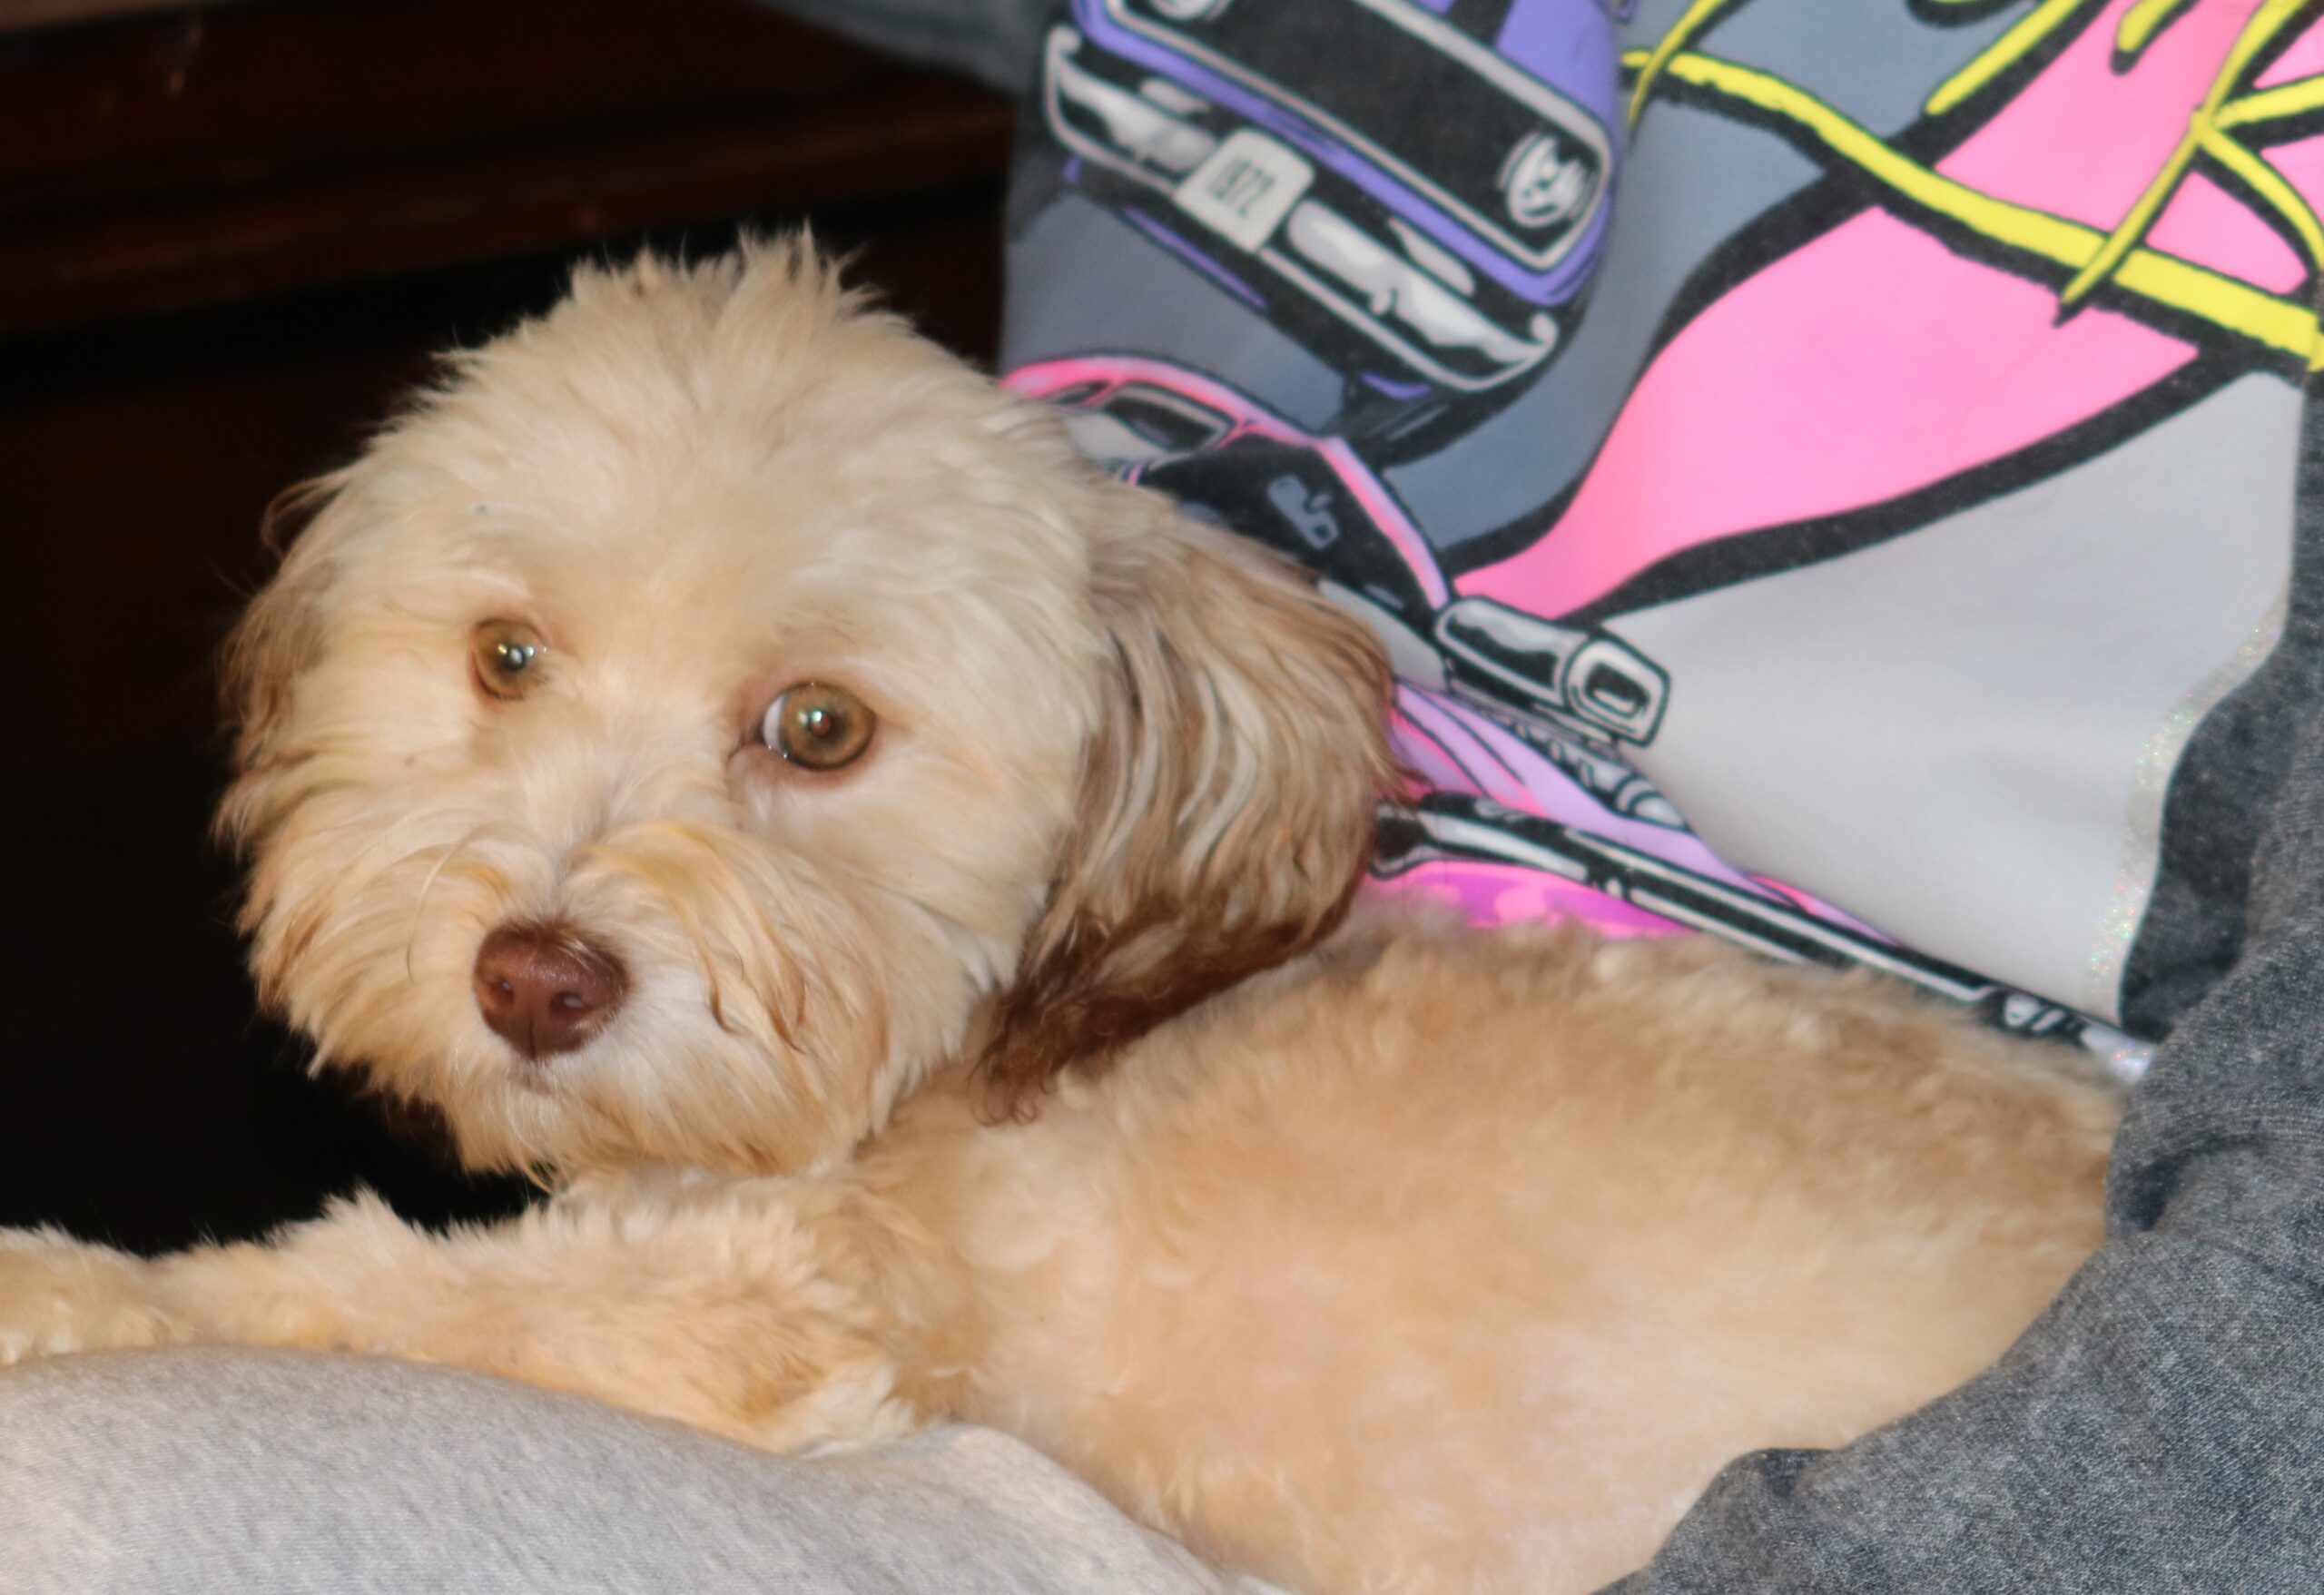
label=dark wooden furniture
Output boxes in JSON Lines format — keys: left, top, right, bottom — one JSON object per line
{"left": 0, "top": 0, "right": 1013, "bottom": 334}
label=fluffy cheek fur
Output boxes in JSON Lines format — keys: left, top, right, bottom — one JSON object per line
{"left": 223, "top": 510, "right": 1093, "bottom": 1179}
{"left": 235, "top": 779, "right": 912, "bottom": 1177}
{"left": 216, "top": 241, "right": 1394, "bottom": 1181}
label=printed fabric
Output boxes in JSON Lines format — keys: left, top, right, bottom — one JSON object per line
{"left": 998, "top": 0, "right": 2324, "bottom": 1080}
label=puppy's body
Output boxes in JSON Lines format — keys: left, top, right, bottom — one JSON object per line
{"left": 0, "top": 245, "right": 2115, "bottom": 1594}
{"left": 880, "top": 912, "right": 2112, "bottom": 1591}
{"left": 2, "top": 910, "right": 2112, "bottom": 1592}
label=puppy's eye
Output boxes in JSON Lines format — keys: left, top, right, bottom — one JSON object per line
{"left": 762, "top": 682, "right": 875, "bottom": 771}
{"left": 471, "top": 620, "right": 547, "bottom": 700}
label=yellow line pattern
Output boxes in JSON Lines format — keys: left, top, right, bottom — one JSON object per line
{"left": 1619, "top": 44, "right": 2323, "bottom": 368}
{"left": 2061, "top": 0, "right": 2317, "bottom": 309}
{"left": 2201, "top": 124, "right": 2324, "bottom": 274}
{"left": 1923, "top": 0, "right": 2095, "bottom": 118}
{"left": 1626, "top": 0, "right": 1745, "bottom": 128}
{"left": 2117, "top": 0, "right": 2199, "bottom": 59}
{"left": 2218, "top": 71, "right": 2324, "bottom": 128}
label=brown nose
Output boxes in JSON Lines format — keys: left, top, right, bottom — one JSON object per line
{"left": 471, "top": 924, "right": 627, "bottom": 1060}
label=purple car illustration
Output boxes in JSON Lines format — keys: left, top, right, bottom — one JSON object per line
{"left": 1041, "top": 0, "right": 1618, "bottom": 399}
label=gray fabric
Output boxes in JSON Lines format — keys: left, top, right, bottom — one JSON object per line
{"left": 1613, "top": 373, "right": 2299, "bottom": 1024}
{"left": 0, "top": 1347, "right": 1239, "bottom": 1595}
{"left": 1002, "top": 195, "right": 1353, "bottom": 431}
{"left": 1607, "top": 401, "right": 2324, "bottom": 1590}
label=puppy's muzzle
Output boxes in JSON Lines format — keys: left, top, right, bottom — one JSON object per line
{"left": 472, "top": 924, "right": 628, "bottom": 1060}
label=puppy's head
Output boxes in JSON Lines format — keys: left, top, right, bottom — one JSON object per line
{"left": 220, "top": 241, "right": 1393, "bottom": 1177}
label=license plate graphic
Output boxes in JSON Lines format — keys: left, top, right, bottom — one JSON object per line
{"left": 1175, "top": 129, "right": 1315, "bottom": 251}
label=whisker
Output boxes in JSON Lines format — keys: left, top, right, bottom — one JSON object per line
{"left": 615, "top": 852, "right": 734, "bottom": 1035}
{"left": 622, "top": 820, "right": 813, "bottom": 1053}
{"left": 405, "top": 824, "right": 497, "bottom": 984}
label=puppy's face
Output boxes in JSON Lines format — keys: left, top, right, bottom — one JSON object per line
{"left": 220, "top": 245, "right": 1393, "bottom": 1178}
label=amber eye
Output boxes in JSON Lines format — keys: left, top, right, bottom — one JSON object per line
{"left": 471, "top": 620, "right": 547, "bottom": 700}
{"left": 762, "top": 682, "right": 875, "bottom": 771}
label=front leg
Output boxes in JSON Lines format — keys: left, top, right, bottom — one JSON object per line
{"left": 0, "top": 1183, "right": 927, "bottom": 1452}
{"left": 0, "top": 1228, "right": 186, "bottom": 1362}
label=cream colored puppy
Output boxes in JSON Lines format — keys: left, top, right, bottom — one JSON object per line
{"left": 0, "top": 242, "right": 2117, "bottom": 1595}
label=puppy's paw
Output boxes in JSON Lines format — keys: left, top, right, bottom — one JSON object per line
{"left": 0, "top": 1230, "right": 184, "bottom": 1364}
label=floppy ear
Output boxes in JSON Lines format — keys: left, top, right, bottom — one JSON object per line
{"left": 214, "top": 472, "right": 350, "bottom": 857}
{"left": 978, "top": 502, "right": 1398, "bottom": 1109}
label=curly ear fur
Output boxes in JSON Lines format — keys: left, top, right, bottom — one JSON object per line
{"left": 215, "top": 473, "right": 350, "bottom": 858}
{"left": 978, "top": 504, "right": 1398, "bottom": 1110}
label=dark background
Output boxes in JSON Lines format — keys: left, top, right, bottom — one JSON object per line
{"left": 0, "top": 0, "right": 1010, "bottom": 1252}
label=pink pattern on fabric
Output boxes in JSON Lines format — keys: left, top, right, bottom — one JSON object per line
{"left": 1366, "top": 862, "right": 1685, "bottom": 936}
{"left": 2255, "top": 133, "right": 2324, "bottom": 249}
{"left": 2146, "top": 168, "right": 2309, "bottom": 295}
{"left": 1456, "top": 1, "right": 2324, "bottom": 620}
{"left": 1938, "top": 0, "right": 2261, "bottom": 232}
{"left": 1462, "top": 215, "right": 2195, "bottom": 615}
{"left": 1390, "top": 684, "right": 1861, "bottom": 933}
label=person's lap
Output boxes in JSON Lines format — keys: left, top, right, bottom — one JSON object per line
{"left": 0, "top": 1347, "right": 1241, "bottom": 1595}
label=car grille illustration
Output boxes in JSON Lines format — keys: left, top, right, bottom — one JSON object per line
{"left": 1043, "top": 0, "right": 1613, "bottom": 393}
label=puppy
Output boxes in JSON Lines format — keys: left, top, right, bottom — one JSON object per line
{"left": 0, "top": 242, "right": 2117, "bottom": 1595}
